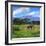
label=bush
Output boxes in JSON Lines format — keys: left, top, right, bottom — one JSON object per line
{"left": 13, "top": 26, "right": 20, "bottom": 31}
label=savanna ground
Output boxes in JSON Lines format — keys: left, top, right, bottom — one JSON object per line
{"left": 11, "top": 24, "right": 40, "bottom": 38}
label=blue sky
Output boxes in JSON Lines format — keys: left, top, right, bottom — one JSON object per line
{"left": 11, "top": 5, "right": 40, "bottom": 18}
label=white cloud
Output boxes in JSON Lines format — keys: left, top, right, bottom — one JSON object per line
{"left": 13, "top": 7, "right": 30, "bottom": 17}
{"left": 28, "top": 12, "right": 35, "bottom": 16}
{"left": 13, "top": 8, "right": 24, "bottom": 15}
{"left": 27, "top": 11, "right": 39, "bottom": 16}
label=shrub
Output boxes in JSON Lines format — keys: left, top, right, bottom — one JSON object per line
{"left": 13, "top": 26, "right": 20, "bottom": 31}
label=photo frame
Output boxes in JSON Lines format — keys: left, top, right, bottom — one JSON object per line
{"left": 6, "top": 0, "right": 41, "bottom": 2}
{"left": 5, "top": 1, "right": 45, "bottom": 45}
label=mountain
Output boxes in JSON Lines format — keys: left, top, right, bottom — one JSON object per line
{"left": 13, "top": 15, "right": 40, "bottom": 21}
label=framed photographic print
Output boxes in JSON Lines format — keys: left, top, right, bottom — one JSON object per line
{"left": 7, "top": 0, "right": 41, "bottom": 2}
{"left": 5, "top": 1, "right": 45, "bottom": 45}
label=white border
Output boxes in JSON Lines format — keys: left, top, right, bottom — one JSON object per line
{"left": 8, "top": 2, "right": 44, "bottom": 43}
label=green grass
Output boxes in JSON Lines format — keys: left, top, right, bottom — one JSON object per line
{"left": 11, "top": 24, "right": 40, "bottom": 38}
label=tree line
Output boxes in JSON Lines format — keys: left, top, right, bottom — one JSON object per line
{"left": 13, "top": 18, "right": 40, "bottom": 25}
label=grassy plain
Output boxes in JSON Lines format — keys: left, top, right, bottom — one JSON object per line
{"left": 11, "top": 24, "right": 40, "bottom": 38}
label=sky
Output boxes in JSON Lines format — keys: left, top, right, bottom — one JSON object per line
{"left": 11, "top": 5, "right": 40, "bottom": 18}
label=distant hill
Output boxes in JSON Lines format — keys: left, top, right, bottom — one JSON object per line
{"left": 13, "top": 15, "right": 40, "bottom": 24}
